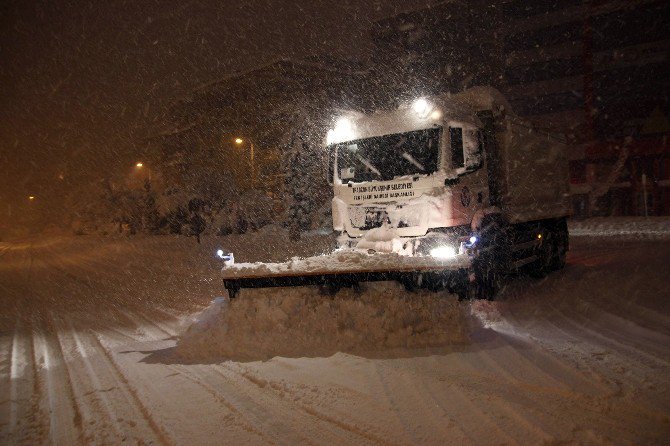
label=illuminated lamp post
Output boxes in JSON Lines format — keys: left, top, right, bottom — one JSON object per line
{"left": 234, "top": 137, "right": 256, "bottom": 188}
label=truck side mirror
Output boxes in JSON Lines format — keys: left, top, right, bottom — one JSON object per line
{"left": 449, "top": 127, "right": 465, "bottom": 169}
{"left": 463, "top": 129, "right": 484, "bottom": 172}
{"left": 327, "top": 144, "right": 335, "bottom": 185}
{"left": 451, "top": 126, "right": 483, "bottom": 175}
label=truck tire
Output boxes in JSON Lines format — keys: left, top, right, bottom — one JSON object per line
{"left": 529, "top": 232, "right": 552, "bottom": 278}
{"left": 530, "top": 219, "right": 568, "bottom": 277}
{"left": 473, "top": 216, "right": 510, "bottom": 300}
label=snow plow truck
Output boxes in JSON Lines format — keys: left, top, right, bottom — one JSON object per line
{"left": 221, "top": 86, "right": 570, "bottom": 299}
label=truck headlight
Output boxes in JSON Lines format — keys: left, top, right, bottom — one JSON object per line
{"left": 326, "top": 117, "right": 355, "bottom": 145}
{"left": 430, "top": 246, "right": 456, "bottom": 259}
{"left": 412, "top": 98, "right": 433, "bottom": 118}
{"left": 413, "top": 98, "right": 428, "bottom": 114}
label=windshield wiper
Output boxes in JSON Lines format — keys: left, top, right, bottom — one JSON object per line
{"left": 401, "top": 152, "right": 425, "bottom": 171}
{"left": 356, "top": 154, "right": 382, "bottom": 177}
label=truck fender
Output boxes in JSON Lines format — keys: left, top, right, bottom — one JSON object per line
{"left": 470, "top": 206, "right": 503, "bottom": 231}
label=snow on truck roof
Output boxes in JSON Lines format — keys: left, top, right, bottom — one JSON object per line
{"left": 327, "top": 86, "right": 515, "bottom": 144}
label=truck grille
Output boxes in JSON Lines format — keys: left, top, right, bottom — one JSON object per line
{"left": 349, "top": 207, "right": 389, "bottom": 230}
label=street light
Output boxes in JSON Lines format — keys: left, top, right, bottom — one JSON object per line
{"left": 28, "top": 196, "right": 35, "bottom": 201}
{"left": 136, "top": 162, "right": 144, "bottom": 168}
{"left": 234, "top": 137, "right": 256, "bottom": 187}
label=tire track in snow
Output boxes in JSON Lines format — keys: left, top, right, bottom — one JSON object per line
{"left": 483, "top": 380, "right": 586, "bottom": 442}
{"left": 500, "top": 300, "right": 637, "bottom": 393}
{"left": 132, "top": 310, "right": 178, "bottom": 338}
{"left": 94, "top": 324, "right": 284, "bottom": 445}
{"left": 456, "top": 294, "right": 635, "bottom": 438}
{"left": 504, "top": 304, "right": 636, "bottom": 400}
{"left": 55, "top": 315, "right": 166, "bottom": 445}
{"left": 410, "top": 381, "right": 473, "bottom": 444}
{"left": 395, "top": 358, "right": 517, "bottom": 445}
{"left": 369, "top": 362, "right": 436, "bottom": 445}
{"left": 32, "top": 317, "right": 83, "bottom": 445}
{"left": 461, "top": 340, "right": 604, "bottom": 443}
{"left": 1, "top": 314, "right": 45, "bottom": 445}
{"left": 0, "top": 332, "right": 12, "bottom": 426}
{"left": 87, "top": 331, "right": 174, "bottom": 446}
{"left": 545, "top": 301, "right": 670, "bottom": 369}
{"left": 213, "top": 363, "right": 358, "bottom": 445}
{"left": 597, "top": 309, "right": 670, "bottom": 353}
{"left": 164, "top": 365, "right": 281, "bottom": 445}
{"left": 99, "top": 321, "right": 327, "bottom": 444}
{"left": 0, "top": 244, "right": 11, "bottom": 262}
{"left": 0, "top": 332, "right": 17, "bottom": 444}
{"left": 502, "top": 302, "right": 669, "bottom": 433}
{"left": 51, "top": 318, "right": 120, "bottom": 444}
{"left": 493, "top": 327, "right": 613, "bottom": 394}
{"left": 539, "top": 305, "right": 670, "bottom": 421}
{"left": 222, "top": 363, "right": 393, "bottom": 445}
{"left": 391, "top": 362, "right": 479, "bottom": 444}
{"left": 381, "top": 363, "right": 473, "bottom": 444}
{"left": 430, "top": 348, "right": 552, "bottom": 444}
{"left": 116, "top": 309, "right": 175, "bottom": 341}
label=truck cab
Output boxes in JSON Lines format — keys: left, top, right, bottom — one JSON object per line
{"left": 328, "top": 89, "right": 504, "bottom": 256}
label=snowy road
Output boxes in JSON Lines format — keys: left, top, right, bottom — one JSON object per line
{"left": 0, "top": 232, "right": 669, "bottom": 445}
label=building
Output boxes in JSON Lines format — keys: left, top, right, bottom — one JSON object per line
{"left": 372, "top": 0, "right": 670, "bottom": 216}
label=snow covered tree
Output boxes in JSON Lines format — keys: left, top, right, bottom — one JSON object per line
{"left": 152, "top": 59, "right": 366, "bottom": 237}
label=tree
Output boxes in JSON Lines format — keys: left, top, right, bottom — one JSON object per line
{"left": 260, "top": 101, "right": 332, "bottom": 240}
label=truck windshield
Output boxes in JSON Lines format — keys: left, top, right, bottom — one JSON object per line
{"left": 333, "top": 127, "right": 442, "bottom": 183}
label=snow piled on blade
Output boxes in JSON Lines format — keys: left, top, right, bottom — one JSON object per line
{"left": 221, "top": 249, "right": 469, "bottom": 279}
{"left": 176, "top": 284, "right": 469, "bottom": 361}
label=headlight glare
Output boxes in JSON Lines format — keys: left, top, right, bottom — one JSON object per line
{"left": 430, "top": 246, "right": 457, "bottom": 259}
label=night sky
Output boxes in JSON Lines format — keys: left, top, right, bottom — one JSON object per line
{"left": 0, "top": 0, "right": 433, "bottom": 208}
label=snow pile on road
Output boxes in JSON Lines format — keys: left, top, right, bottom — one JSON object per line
{"left": 176, "top": 284, "right": 469, "bottom": 361}
{"left": 569, "top": 216, "right": 670, "bottom": 239}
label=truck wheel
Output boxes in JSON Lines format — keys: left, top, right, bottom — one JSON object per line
{"left": 474, "top": 217, "right": 510, "bottom": 300}
{"left": 474, "top": 261, "right": 504, "bottom": 300}
{"left": 529, "top": 234, "right": 552, "bottom": 278}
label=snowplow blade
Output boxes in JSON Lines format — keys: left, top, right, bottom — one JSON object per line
{"left": 221, "top": 250, "right": 471, "bottom": 297}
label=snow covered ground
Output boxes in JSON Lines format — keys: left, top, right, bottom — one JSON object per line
{"left": 569, "top": 216, "right": 670, "bottom": 239}
{"left": 1, "top": 220, "right": 669, "bottom": 445}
